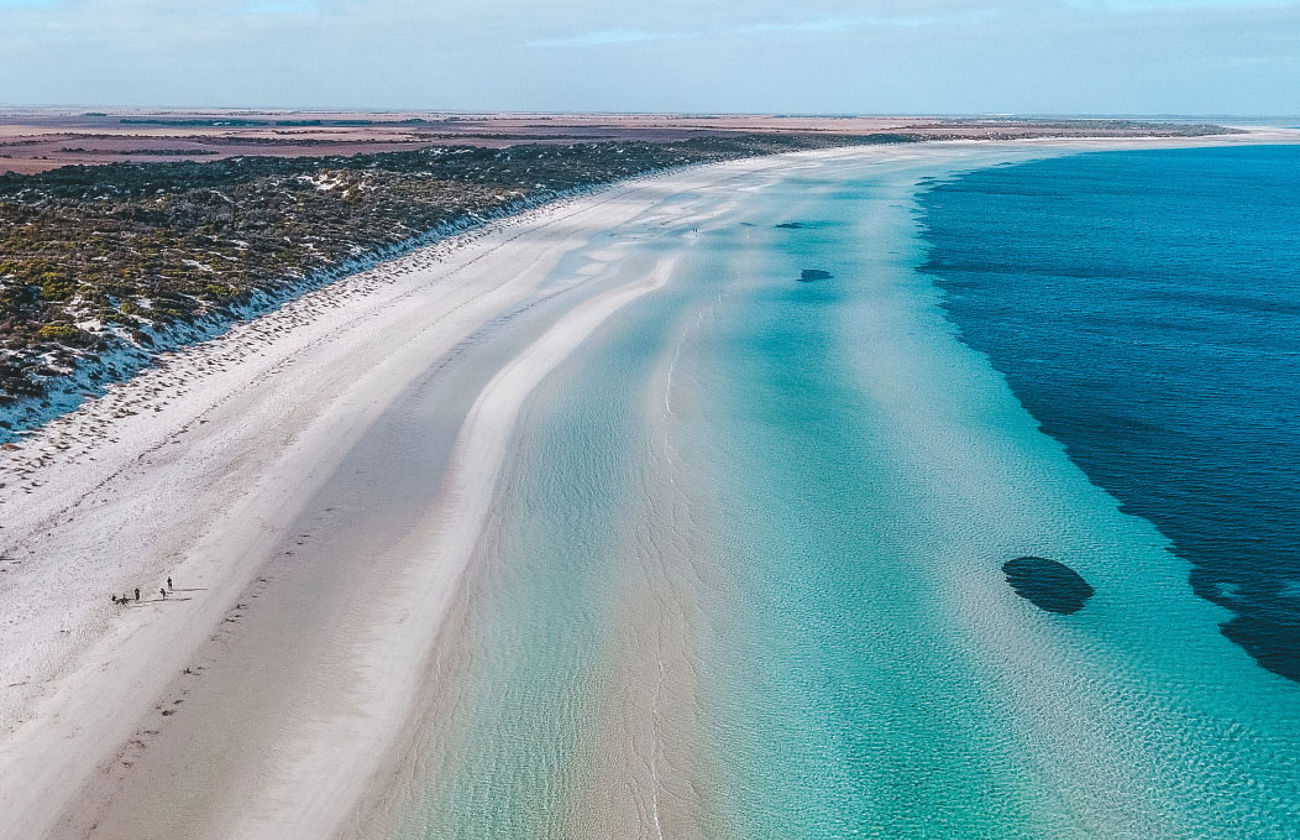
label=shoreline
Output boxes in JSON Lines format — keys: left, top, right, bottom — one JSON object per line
{"left": 1, "top": 130, "right": 1296, "bottom": 840}
{"left": 0, "top": 181, "right": 595, "bottom": 445}
{"left": 0, "top": 148, "right": 817, "bottom": 840}
{"left": 0, "top": 131, "right": 923, "bottom": 429}
{"left": 1, "top": 125, "right": 1286, "bottom": 444}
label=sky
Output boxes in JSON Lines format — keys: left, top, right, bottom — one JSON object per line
{"left": 0, "top": 0, "right": 1297, "bottom": 115}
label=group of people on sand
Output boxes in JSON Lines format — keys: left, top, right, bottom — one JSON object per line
{"left": 111, "top": 577, "right": 173, "bottom": 605}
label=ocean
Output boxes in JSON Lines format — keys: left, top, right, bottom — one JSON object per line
{"left": 918, "top": 146, "right": 1300, "bottom": 683}
{"left": 384, "top": 145, "right": 1300, "bottom": 838}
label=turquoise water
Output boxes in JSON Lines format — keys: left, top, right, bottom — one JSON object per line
{"left": 388, "top": 149, "right": 1300, "bottom": 838}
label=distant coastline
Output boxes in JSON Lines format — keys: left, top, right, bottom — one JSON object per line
{"left": 0, "top": 118, "right": 1233, "bottom": 442}
{"left": 0, "top": 133, "right": 864, "bottom": 440}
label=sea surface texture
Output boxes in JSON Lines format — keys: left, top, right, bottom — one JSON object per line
{"left": 381, "top": 146, "right": 1300, "bottom": 839}
{"left": 920, "top": 146, "right": 1300, "bottom": 682}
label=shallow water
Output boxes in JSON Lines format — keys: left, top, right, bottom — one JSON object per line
{"left": 384, "top": 147, "right": 1300, "bottom": 838}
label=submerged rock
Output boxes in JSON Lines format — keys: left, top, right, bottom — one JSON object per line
{"left": 1002, "top": 556, "right": 1094, "bottom": 614}
{"left": 799, "top": 269, "right": 833, "bottom": 282}
{"left": 775, "top": 221, "right": 805, "bottom": 229}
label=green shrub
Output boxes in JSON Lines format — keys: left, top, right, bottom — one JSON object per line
{"left": 40, "top": 271, "right": 77, "bottom": 301}
{"left": 36, "top": 323, "right": 84, "bottom": 342}
{"left": 203, "top": 283, "right": 235, "bottom": 300}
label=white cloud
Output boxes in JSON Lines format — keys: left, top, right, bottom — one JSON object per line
{"left": 528, "top": 27, "right": 682, "bottom": 48}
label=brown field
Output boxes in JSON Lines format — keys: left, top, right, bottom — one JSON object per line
{"left": 0, "top": 108, "right": 1222, "bottom": 175}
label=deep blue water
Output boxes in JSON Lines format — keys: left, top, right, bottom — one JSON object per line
{"left": 919, "top": 145, "right": 1300, "bottom": 682}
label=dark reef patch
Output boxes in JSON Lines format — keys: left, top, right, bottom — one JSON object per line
{"left": 775, "top": 221, "right": 805, "bottom": 229}
{"left": 799, "top": 269, "right": 833, "bottom": 283}
{"left": 1003, "top": 556, "right": 1094, "bottom": 614}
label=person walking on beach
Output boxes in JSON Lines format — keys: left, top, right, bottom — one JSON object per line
{"left": 160, "top": 588, "right": 167, "bottom": 599}
{"left": 167, "top": 577, "right": 173, "bottom": 592}
{"left": 134, "top": 587, "right": 140, "bottom": 602}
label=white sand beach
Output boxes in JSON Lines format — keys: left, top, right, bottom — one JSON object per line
{"left": 0, "top": 149, "right": 810, "bottom": 839}
{"left": 1, "top": 131, "right": 1295, "bottom": 840}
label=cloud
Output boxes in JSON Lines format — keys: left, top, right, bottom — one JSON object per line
{"left": 738, "top": 14, "right": 941, "bottom": 34}
{"left": 527, "top": 5, "right": 1001, "bottom": 49}
{"left": 528, "top": 27, "right": 684, "bottom": 48}
{"left": 733, "top": 5, "right": 1008, "bottom": 36}
{"left": 1064, "top": 0, "right": 1298, "bottom": 9}
{"left": 243, "top": 0, "right": 316, "bottom": 13}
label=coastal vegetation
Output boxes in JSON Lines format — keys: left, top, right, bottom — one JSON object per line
{"left": 0, "top": 133, "right": 883, "bottom": 418}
